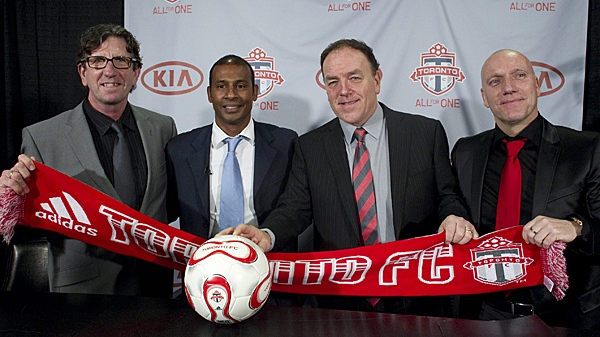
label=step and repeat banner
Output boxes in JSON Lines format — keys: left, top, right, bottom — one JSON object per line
{"left": 124, "top": 0, "right": 588, "bottom": 147}
{"left": 124, "top": 0, "right": 587, "bottom": 294}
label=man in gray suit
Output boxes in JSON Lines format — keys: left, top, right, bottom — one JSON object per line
{"left": 0, "top": 24, "right": 177, "bottom": 297}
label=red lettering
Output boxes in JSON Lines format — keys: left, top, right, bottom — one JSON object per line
{"left": 153, "top": 70, "right": 167, "bottom": 87}
{"left": 177, "top": 70, "right": 193, "bottom": 87}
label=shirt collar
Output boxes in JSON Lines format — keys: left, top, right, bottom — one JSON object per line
{"left": 83, "top": 98, "right": 135, "bottom": 135}
{"left": 339, "top": 102, "right": 384, "bottom": 145}
{"left": 211, "top": 118, "right": 255, "bottom": 148}
{"left": 493, "top": 113, "right": 542, "bottom": 148}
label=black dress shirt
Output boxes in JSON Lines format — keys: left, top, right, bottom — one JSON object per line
{"left": 480, "top": 115, "right": 543, "bottom": 234}
{"left": 479, "top": 115, "right": 543, "bottom": 304}
{"left": 83, "top": 99, "right": 148, "bottom": 211}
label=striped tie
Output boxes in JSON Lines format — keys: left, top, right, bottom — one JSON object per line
{"left": 352, "top": 128, "right": 379, "bottom": 246}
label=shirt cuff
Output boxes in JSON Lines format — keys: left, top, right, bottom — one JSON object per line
{"left": 261, "top": 228, "right": 275, "bottom": 252}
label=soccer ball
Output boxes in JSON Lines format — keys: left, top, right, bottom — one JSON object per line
{"left": 184, "top": 235, "right": 271, "bottom": 324}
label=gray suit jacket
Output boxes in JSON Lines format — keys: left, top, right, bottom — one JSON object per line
{"left": 21, "top": 101, "right": 177, "bottom": 296}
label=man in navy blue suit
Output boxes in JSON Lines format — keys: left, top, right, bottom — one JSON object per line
{"left": 165, "top": 55, "right": 298, "bottom": 305}
{"left": 165, "top": 54, "right": 297, "bottom": 243}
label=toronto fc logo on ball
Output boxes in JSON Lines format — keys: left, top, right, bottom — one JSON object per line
{"left": 463, "top": 236, "right": 534, "bottom": 286}
{"left": 410, "top": 43, "right": 465, "bottom": 96}
{"left": 245, "top": 47, "right": 285, "bottom": 99}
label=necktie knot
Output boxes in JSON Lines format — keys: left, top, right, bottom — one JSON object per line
{"left": 353, "top": 128, "right": 367, "bottom": 143}
{"left": 111, "top": 121, "right": 125, "bottom": 135}
{"left": 504, "top": 138, "right": 526, "bottom": 157}
{"left": 224, "top": 136, "right": 243, "bottom": 153}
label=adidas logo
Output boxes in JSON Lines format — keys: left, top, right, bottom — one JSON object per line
{"left": 35, "top": 192, "right": 98, "bottom": 236}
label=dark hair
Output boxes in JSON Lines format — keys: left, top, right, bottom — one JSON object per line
{"left": 77, "top": 24, "right": 142, "bottom": 69}
{"left": 209, "top": 54, "right": 255, "bottom": 88}
{"left": 320, "top": 39, "right": 380, "bottom": 75}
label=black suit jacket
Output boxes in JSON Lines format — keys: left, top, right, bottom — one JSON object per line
{"left": 262, "top": 103, "right": 468, "bottom": 315}
{"left": 452, "top": 116, "right": 600, "bottom": 329}
{"left": 165, "top": 120, "right": 297, "bottom": 239}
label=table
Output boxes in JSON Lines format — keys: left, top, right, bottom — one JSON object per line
{"left": 0, "top": 291, "right": 597, "bottom": 337}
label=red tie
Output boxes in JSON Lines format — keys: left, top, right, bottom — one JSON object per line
{"left": 352, "top": 128, "right": 379, "bottom": 246}
{"left": 496, "top": 139, "right": 527, "bottom": 230}
{"left": 352, "top": 128, "right": 380, "bottom": 307}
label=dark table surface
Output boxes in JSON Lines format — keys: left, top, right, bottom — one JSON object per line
{"left": 0, "top": 291, "right": 598, "bottom": 337}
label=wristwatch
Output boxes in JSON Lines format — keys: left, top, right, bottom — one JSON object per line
{"left": 571, "top": 216, "right": 584, "bottom": 236}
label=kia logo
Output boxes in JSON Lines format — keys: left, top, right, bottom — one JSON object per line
{"left": 141, "top": 61, "right": 203, "bottom": 96}
{"left": 532, "top": 61, "right": 564, "bottom": 97}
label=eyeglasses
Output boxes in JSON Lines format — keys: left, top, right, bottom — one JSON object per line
{"left": 79, "top": 56, "right": 140, "bottom": 69}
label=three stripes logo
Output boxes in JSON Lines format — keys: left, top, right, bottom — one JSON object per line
{"left": 35, "top": 192, "right": 98, "bottom": 236}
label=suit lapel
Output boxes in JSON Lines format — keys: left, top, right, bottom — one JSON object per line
{"left": 189, "top": 128, "right": 212, "bottom": 222}
{"left": 253, "top": 122, "right": 277, "bottom": 211}
{"left": 64, "top": 105, "right": 118, "bottom": 199}
{"left": 532, "top": 119, "right": 560, "bottom": 216}
{"left": 385, "top": 109, "right": 410, "bottom": 237}
{"left": 133, "top": 107, "right": 157, "bottom": 212}
{"left": 470, "top": 133, "right": 493, "bottom": 224}
{"left": 324, "top": 120, "right": 361, "bottom": 239}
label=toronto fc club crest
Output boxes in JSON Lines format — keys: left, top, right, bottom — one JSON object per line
{"left": 463, "top": 236, "right": 534, "bottom": 286}
{"left": 245, "top": 48, "right": 285, "bottom": 99}
{"left": 410, "top": 43, "right": 465, "bottom": 96}
{"left": 210, "top": 290, "right": 224, "bottom": 303}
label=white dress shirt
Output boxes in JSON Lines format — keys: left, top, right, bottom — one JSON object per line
{"left": 209, "top": 119, "right": 257, "bottom": 237}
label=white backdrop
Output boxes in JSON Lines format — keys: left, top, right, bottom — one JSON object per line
{"left": 124, "top": 0, "right": 588, "bottom": 293}
{"left": 125, "top": 0, "right": 588, "bottom": 147}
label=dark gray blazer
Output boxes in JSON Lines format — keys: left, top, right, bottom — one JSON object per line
{"left": 260, "top": 102, "right": 468, "bottom": 315}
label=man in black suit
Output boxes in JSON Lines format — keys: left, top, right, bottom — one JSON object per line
{"left": 452, "top": 49, "right": 600, "bottom": 329}
{"left": 223, "top": 39, "right": 474, "bottom": 316}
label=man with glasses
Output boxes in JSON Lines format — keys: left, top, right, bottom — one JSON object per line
{"left": 0, "top": 24, "right": 177, "bottom": 297}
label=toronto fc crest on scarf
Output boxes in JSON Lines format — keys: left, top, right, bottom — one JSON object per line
{"left": 463, "top": 236, "right": 534, "bottom": 286}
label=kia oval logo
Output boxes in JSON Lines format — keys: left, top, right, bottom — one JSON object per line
{"left": 532, "top": 61, "right": 564, "bottom": 97}
{"left": 141, "top": 61, "right": 203, "bottom": 96}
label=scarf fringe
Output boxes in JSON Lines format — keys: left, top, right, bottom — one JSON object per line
{"left": 0, "top": 189, "right": 25, "bottom": 244}
{"left": 541, "top": 242, "right": 569, "bottom": 300}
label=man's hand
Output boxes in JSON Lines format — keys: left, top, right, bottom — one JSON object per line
{"left": 0, "top": 155, "right": 37, "bottom": 196}
{"left": 522, "top": 215, "right": 580, "bottom": 248}
{"left": 438, "top": 215, "right": 479, "bottom": 244}
{"left": 217, "top": 224, "right": 272, "bottom": 252}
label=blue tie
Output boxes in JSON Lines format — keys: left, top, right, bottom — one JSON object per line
{"left": 219, "top": 136, "right": 244, "bottom": 230}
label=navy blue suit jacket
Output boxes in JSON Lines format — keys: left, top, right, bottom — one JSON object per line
{"left": 165, "top": 120, "right": 297, "bottom": 239}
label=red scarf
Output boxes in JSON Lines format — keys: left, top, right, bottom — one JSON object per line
{"left": 0, "top": 163, "right": 568, "bottom": 299}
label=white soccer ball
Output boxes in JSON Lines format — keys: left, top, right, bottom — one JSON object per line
{"left": 184, "top": 235, "right": 271, "bottom": 324}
